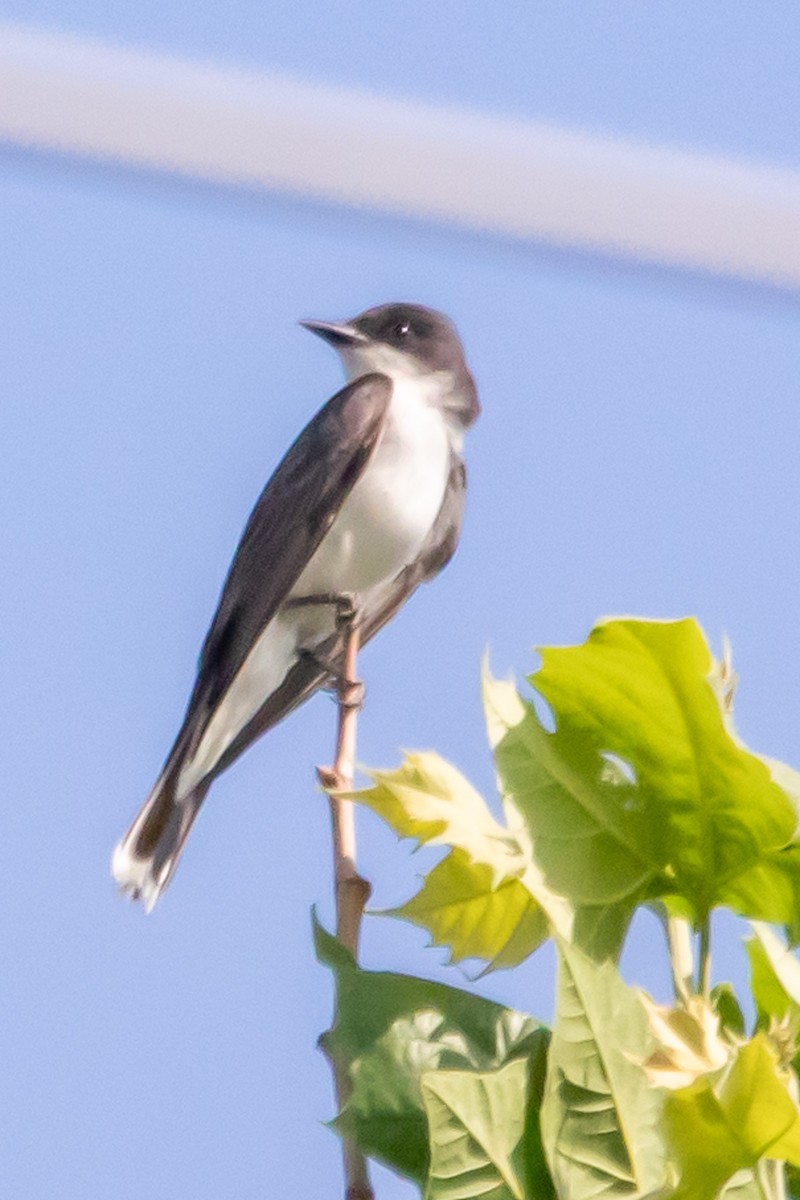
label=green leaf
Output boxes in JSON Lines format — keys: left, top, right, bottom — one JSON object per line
{"left": 314, "top": 917, "right": 550, "bottom": 1185}
{"left": 486, "top": 618, "right": 800, "bottom": 929}
{"left": 389, "top": 849, "right": 548, "bottom": 972}
{"left": 517, "top": 1028, "right": 557, "bottom": 1200}
{"left": 422, "top": 1044, "right": 557, "bottom": 1200}
{"left": 570, "top": 900, "right": 638, "bottom": 964}
{"left": 746, "top": 924, "right": 800, "bottom": 1086}
{"left": 787, "top": 1162, "right": 800, "bottom": 1198}
{"left": 349, "top": 752, "right": 571, "bottom": 967}
{"left": 724, "top": 848, "right": 800, "bottom": 943}
{"left": 484, "top": 667, "right": 650, "bottom": 908}
{"left": 665, "top": 1034, "right": 800, "bottom": 1199}
{"left": 747, "top": 923, "right": 800, "bottom": 1027}
{"left": 541, "top": 938, "right": 666, "bottom": 1198}
{"left": 711, "top": 983, "right": 747, "bottom": 1040}
{"left": 422, "top": 1060, "right": 528, "bottom": 1200}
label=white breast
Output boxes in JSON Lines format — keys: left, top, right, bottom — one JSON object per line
{"left": 291, "top": 375, "right": 451, "bottom": 598}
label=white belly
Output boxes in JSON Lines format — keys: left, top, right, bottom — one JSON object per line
{"left": 292, "top": 379, "right": 450, "bottom": 597}
{"left": 177, "top": 379, "right": 451, "bottom": 796}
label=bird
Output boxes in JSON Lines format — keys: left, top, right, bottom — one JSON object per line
{"left": 112, "top": 302, "right": 480, "bottom": 911}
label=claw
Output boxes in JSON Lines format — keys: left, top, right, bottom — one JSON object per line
{"left": 285, "top": 591, "right": 359, "bottom": 627}
{"left": 340, "top": 679, "right": 366, "bottom": 712}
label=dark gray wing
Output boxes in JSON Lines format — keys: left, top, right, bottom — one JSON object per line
{"left": 208, "top": 453, "right": 467, "bottom": 780}
{"left": 165, "top": 372, "right": 392, "bottom": 769}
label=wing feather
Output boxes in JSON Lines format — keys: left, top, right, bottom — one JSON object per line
{"left": 208, "top": 454, "right": 467, "bottom": 780}
{"left": 165, "top": 372, "right": 392, "bottom": 769}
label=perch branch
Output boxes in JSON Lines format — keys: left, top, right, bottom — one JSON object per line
{"left": 316, "top": 605, "right": 373, "bottom": 1200}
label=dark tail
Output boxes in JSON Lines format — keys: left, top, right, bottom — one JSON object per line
{"left": 111, "top": 775, "right": 210, "bottom": 912}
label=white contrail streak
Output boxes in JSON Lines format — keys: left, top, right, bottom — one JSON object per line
{"left": 1, "top": 22, "right": 799, "bottom": 288}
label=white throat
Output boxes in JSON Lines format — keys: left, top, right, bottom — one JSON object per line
{"left": 339, "top": 342, "right": 463, "bottom": 450}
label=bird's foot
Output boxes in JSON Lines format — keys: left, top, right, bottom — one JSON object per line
{"left": 297, "top": 649, "right": 366, "bottom": 708}
{"left": 339, "top": 678, "right": 366, "bottom": 712}
{"left": 285, "top": 591, "right": 359, "bottom": 629}
{"left": 332, "top": 593, "right": 358, "bottom": 631}
{"left": 288, "top": 592, "right": 363, "bottom": 708}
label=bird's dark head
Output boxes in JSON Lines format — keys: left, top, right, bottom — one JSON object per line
{"left": 300, "top": 303, "right": 480, "bottom": 429}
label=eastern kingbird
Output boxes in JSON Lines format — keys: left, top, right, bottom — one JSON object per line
{"left": 112, "top": 303, "right": 479, "bottom": 910}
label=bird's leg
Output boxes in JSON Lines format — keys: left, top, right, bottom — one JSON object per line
{"left": 286, "top": 593, "right": 365, "bottom": 709}
{"left": 332, "top": 597, "right": 366, "bottom": 712}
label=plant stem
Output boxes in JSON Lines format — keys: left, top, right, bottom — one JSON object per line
{"left": 769, "top": 1159, "right": 787, "bottom": 1200}
{"left": 659, "top": 908, "right": 694, "bottom": 1005}
{"left": 330, "top": 622, "right": 370, "bottom": 953}
{"left": 697, "top": 916, "right": 711, "bottom": 1001}
{"left": 755, "top": 1158, "right": 785, "bottom": 1200}
{"left": 754, "top": 1162, "right": 770, "bottom": 1200}
{"left": 317, "top": 616, "right": 373, "bottom": 1200}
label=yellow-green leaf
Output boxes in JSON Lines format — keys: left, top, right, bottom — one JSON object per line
{"left": 349, "top": 751, "right": 571, "bottom": 966}
{"left": 389, "top": 849, "right": 548, "bottom": 972}
{"left": 353, "top": 752, "right": 521, "bottom": 883}
{"left": 665, "top": 1034, "right": 800, "bottom": 1199}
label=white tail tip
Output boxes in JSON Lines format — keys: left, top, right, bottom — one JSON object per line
{"left": 111, "top": 839, "right": 164, "bottom": 914}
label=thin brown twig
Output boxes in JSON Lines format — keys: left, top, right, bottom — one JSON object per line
{"left": 317, "top": 614, "right": 374, "bottom": 1200}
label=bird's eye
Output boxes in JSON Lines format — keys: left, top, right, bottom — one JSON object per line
{"left": 394, "top": 321, "right": 411, "bottom": 338}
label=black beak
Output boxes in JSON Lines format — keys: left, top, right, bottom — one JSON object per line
{"left": 299, "top": 319, "right": 367, "bottom": 348}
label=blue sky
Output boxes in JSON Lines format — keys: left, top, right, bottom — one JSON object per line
{"left": 2, "top": 4, "right": 800, "bottom": 1198}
